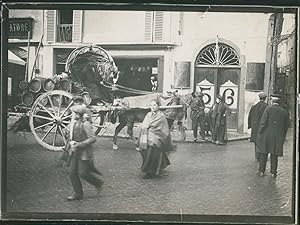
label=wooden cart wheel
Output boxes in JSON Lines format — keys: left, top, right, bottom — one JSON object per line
{"left": 29, "top": 90, "right": 74, "bottom": 151}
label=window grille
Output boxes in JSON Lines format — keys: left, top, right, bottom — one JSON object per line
{"left": 196, "top": 42, "right": 240, "bottom": 66}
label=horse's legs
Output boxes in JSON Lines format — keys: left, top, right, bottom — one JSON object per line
{"left": 112, "top": 119, "right": 127, "bottom": 150}
{"left": 177, "top": 121, "right": 186, "bottom": 141}
{"left": 167, "top": 118, "right": 174, "bottom": 130}
{"left": 126, "top": 113, "right": 136, "bottom": 139}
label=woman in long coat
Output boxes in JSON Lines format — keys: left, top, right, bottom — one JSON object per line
{"left": 255, "top": 96, "right": 289, "bottom": 177}
{"left": 137, "top": 100, "right": 172, "bottom": 178}
{"left": 210, "top": 95, "right": 231, "bottom": 145}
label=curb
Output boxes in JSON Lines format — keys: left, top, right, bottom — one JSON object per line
{"left": 99, "top": 134, "right": 250, "bottom": 143}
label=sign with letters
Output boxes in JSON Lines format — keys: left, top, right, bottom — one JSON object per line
{"left": 9, "top": 18, "right": 33, "bottom": 39}
{"left": 196, "top": 79, "right": 215, "bottom": 107}
{"left": 219, "top": 80, "right": 238, "bottom": 109}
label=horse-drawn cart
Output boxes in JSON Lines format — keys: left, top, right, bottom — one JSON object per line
{"left": 12, "top": 45, "right": 184, "bottom": 151}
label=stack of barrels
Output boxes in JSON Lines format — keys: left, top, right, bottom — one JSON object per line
{"left": 19, "top": 76, "right": 72, "bottom": 107}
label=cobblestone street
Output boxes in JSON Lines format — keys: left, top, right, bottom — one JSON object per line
{"left": 4, "top": 129, "right": 295, "bottom": 223}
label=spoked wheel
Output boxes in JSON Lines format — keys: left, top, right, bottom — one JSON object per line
{"left": 29, "top": 90, "right": 74, "bottom": 151}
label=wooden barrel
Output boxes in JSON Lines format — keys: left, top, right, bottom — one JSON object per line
{"left": 36, "top": 93, "right": 48, "bottom": 106}
{"left": 29, "top": 77, "right": 45, "bottom": 93}
{"left": 21, "top": 91, "right": 35, "bottom": 106}
{"left": 43, "top": 78, "right": 56, "bottom": 92}
{"left": 59, "top": 79, "right": 72, "bottom": 92}
{"left": 19, "top": 80, "right": 29, "bottom": 90}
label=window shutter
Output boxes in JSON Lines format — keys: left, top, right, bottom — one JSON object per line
{"left": 154, "top": 11, "right": 164, "bottom": 42}
{"left": 46, "top": 10, "right": 56, "bottom": 42}
{"left": 144, "top": 11, "right": 153, "bottom": 41}
{"left": 72, "top": 10, "right": 83, "bottom": 43}
{"left": 179, "top": 12, "right": 184, "bottom": 35}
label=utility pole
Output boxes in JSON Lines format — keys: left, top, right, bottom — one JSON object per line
{"left": 264, "top": 13, "right": 284, "bottom": 104}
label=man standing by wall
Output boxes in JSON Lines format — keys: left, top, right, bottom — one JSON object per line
{"left": 248, "top": 93, "right": 268, "bottom": 161}
{"left": 256, "top": 94, "right": 289, "bottom": 178}
{"left": 190, "top": 91, "right": 206, "bottom": 142}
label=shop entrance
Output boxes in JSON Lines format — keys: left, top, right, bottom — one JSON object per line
{"left": 194, "top": 40, "right": 241, "bottom": 130}
{"left": 114, "top": 58, "right": 159, "bottom": 97}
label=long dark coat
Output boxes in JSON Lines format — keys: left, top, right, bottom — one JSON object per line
{"left": 256, "top": 104, "right": 289, "bottom": 156}
{"left": 248, "top": 101, "right": 268, "bottom": 142}
{"left": 210, "top": 102, "right": 231, "bottom": 142}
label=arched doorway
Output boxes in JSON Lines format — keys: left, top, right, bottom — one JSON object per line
{"left": 194, "top": 38, "right": 241, "bottom": 130}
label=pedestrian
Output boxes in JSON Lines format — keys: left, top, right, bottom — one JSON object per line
{"left": 255, "top": 94, "right": 289, "bottom": 178}
{"left": 137, "top": 100, "right": 171, "bottom": 178}
{"left": 203, "top": 107, "right": 212, "bottom": 137}
{"left": 66, "top": 98, "right": 103, "bottom": 201}
{"left": 164, "top": 90, "right": 185, "bottom": 132}
{"left": 248, "top": 93, "right": 268, "bottom": 161}
{"left": 150, "top": 75, "right": 158, "bottom": 92}
{"left": 210, "top": 95, "right": 231, "bottom": 145}
{"left": 190, "top": 91, "right": 206, "bottom": 142}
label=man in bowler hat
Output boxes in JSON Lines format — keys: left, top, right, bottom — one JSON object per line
{"left": 248, "top": 93, "right": 268, "bottom": 161}
{"left": 255, "top": 94, "right": 289, "bottom": 178}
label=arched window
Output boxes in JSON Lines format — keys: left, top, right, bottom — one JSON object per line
{"left": 195, "top": 43, "right": 240, "bottom": 66}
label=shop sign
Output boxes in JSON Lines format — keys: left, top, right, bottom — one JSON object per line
{"left": 9, "top": 18, "right": 33, "bottom": 39}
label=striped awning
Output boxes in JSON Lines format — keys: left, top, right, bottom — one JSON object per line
{"left": 8, "top": 50, "right": 26, "bottom": 65}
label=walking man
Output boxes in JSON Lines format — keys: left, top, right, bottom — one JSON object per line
{"left": 256, "top": 94, "right": 289, "bottom": 178}
{"left": 67, "top": 97, "right": 104, "bottom": 200}
{"left": 248, "top": 93, "right": 268, "bottom": 161}
{"left": 190, "top": 91, "right": 206, "bottom": 142}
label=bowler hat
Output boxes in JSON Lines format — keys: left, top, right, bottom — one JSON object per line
{"left": 258, "top": 93, "right": 267, "bottom": 99}
{"left": 271, "top": 93, "right": 282, "bottom": 99}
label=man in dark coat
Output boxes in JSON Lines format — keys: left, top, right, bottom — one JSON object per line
{"left": 190, "top": 91, "right": 206, "bottom": 142}
{"left": 256, "top": 94, "right": 289, "bottom": 178}
{"left": 248, "top": 93, "right": 268, "bottom": 161}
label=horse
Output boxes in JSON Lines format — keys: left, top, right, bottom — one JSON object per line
{"left": 110, "top": 91, "right": 191, "bottom": 150}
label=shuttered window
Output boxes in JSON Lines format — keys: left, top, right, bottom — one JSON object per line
{"left": 144, "top": 11, "right": 164, "bottom": 42}
{"left": 154, "top": 11, "right": 164, "bottom": 41}
{"left": 72, "top": 10, "right": 83, "bottom": 43}
{"left": 179, "top": 12, "right": 184, "bottom": 35}
{"left": 144, "top": 11, "right": 153, "bottom": 41}
{"left": 46, "top": 10, "right": 57, "bottom": 42}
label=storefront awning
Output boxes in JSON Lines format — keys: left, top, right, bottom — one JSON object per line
{"left": 8, "top": 50, "right": 26, "bottom": 65}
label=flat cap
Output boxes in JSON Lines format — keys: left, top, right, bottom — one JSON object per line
{"left": 258, "top": 93, "right": 267, "bottom": 99}
{"left": 70, "top": 104, "right": 91, "bottom": 115}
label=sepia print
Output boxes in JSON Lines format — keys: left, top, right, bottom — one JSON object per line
{"left": 1, "top": 2, "right": 298, "bottom": 224}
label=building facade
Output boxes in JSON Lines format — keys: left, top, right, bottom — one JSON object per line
{"left": 8, "top": 9, "right": 296, "bottom": 133}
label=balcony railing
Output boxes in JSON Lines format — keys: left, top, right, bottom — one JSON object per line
{"left": 57, "top": 24, "right": 72, "bottom": 42}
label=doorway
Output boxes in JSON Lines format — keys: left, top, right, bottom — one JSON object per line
{"left": 114, "top": 58, "right": 159, "bottom": 97}
{"left": 194, "top": 67, "right": 240, "bottom": 130}
{"left": 194, "top": 40, "right": 241, "bottom": 130}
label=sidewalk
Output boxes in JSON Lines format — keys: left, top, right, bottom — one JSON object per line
{"left": 99, "top": 123, "right": 250, "bottom": 142}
